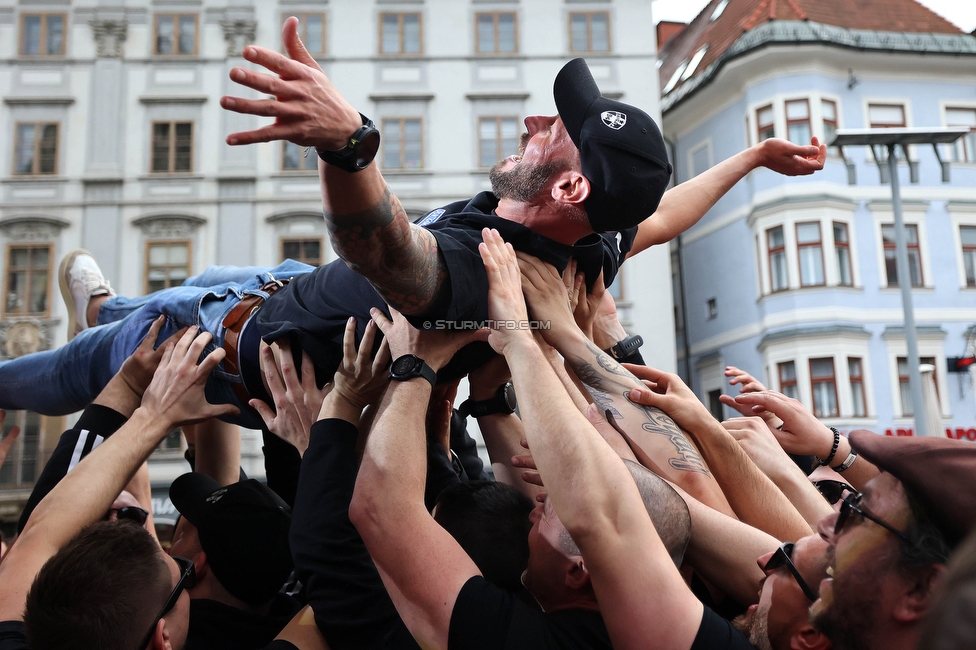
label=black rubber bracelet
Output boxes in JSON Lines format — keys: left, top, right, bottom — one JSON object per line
{"left": 815, "top": 428, "right": 841, "bottom": 467}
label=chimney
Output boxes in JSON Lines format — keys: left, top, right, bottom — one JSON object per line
{"left": 656, "top": 21, "right": 687, "bottom": 52}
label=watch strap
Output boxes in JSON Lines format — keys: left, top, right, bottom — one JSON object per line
{"left": 316, "top": 113, "right": 380, "bottom": 172}
{"left": 458, "top": 382, "right": 516, "bottom": 418}
{"left": 606, "top": 334, "right": 644, "bottom": 360}
{"left": 389, "top": 355, "right": 437, "bottom": 388}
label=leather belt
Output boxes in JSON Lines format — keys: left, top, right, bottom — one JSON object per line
{"left": 221, "top": 278, "right": 290, "bottom": 410}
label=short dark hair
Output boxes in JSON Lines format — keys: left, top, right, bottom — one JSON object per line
{"left": 899, "top": 484, "right": 951, "bottom": 570}
{"left": 433, "top": 481, "right": 534, "bottom": 593}
{"left": 24, "top": 521, "right": 172, "bottom": 650}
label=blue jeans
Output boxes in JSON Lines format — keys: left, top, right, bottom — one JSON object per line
{"left": 0, "top": 261, "right": 314, "bottom": 429}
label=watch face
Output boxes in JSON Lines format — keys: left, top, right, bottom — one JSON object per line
{"left": 392, "top": 355, "right": 419, "bottom": 376}
{"left": 354, "top": 130, "right": 381, "bottom": 169}
{"left": 502, "top": 383, "right": 518, "bottom": 410}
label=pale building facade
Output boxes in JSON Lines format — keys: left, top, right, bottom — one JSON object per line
{"left": 0, "top": 0, "right": 674, "bottom": 529}
{"left": 660, "top": 0, "right": 976, "bottom": 438}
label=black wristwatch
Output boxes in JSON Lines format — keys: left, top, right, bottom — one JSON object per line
{"left": 389, "top": 354, "right": 437, "bottom": 388}
{"left": 316, "top": 113, "right": 381, "bottom": 173}
{"left": 458, "top": 382, "right": 517, "bottom": 418}
{"left": 605, "top": 334, "right": 644, "bottom": 360}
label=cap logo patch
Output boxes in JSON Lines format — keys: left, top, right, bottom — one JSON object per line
{"left": 206, "top": 488, "right": 228, "bottom": 504}
{"left": 601, "top": 111, "right": 627, "bottom": 130}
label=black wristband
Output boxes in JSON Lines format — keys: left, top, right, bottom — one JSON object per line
{"left": 605, "top": 334, "right": 643, "bottom": 361}
{"left": 815, "top": 428, "right": 841, "bottom": 467}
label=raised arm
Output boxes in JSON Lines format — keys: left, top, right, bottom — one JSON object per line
{"left": 350, "top": 312, "right": 483, "bottom": 650}
{"left": 222, "top": 18, "right": 446, "bottom": 316}
{"left": 517, "top": 251, "right": 734, "bottom": 517}
{"left": 481, "top": 228, "right": 703, "bottom": 650}
{"left": 626, "top": 368, "right": 812, "bottom": 542}
{"left": 733, "top": 391, "right": 880, "bottom": 491}
{"left": 629, "top": 138, "right": 826, "bottom": 256}
{"left": 0, "top": 328, "right": 236, "bottom": 621}
{"left": 721, "top": 417, "right": 833, "bottom": 530}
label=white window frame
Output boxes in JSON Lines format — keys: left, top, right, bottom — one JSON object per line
{"left": 751, "top": 199, "right": 860, "bottom": 296}
{"left": 745, "top": 93, "right": 842, "bottom": 148}
{"left": 940, "top": 100, "right": 976, "bottom": 164}
{"left": 862, "top": 98, "right": 915, "bottom": 161}
{"left": 695, "top": 354, "right": 725, "bottom": 418}
{"left": 761, "top": 332, "right": 874, "bottom": 424}
{"left": 882, "top": 332, "right": 950, "bottom": 419}
{"left": 869, "top": 203, "right": 932, "bottom": 290}
{"left": 948, "top": 202, "right": 976, "bottom": 289}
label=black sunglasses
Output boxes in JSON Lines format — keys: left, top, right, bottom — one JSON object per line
{"left": 137, "top": 555, "right": 195, "bottom": 649}
{"left": 835, "top": 493, "right": 913, "bottom": 544}
{"left": 814, "top": 480, "right": 855, "bottom": 505}
{"left": 763, "top": 542, "right": 819, "bottom": 601}
{"left": 108, "top": 506, "right": 149, "bottom": 526}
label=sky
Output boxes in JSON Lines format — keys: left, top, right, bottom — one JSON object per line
{"left": 651, "top": 0, "right": 976, "bottom": 33}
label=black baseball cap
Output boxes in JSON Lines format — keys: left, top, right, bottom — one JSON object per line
{"left": 170, "top": 473, "right": 293, "bottom": 606}
{"left": 554, "top": 58, "right": 673, "bottom": 233}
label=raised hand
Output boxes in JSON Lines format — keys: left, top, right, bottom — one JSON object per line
{"left": 573, "top": 270, "right": 606, "bottom": 342}
{"left": 718, "top": 365, "right": 777, "bottom": 421}
{"left": 756, "top": 137, "right": 826, "bottom": 176}
{"left": 516, "top": 251, "right": 576, "bottom": 344}
{"left": 369, "top": 307, "right": 483, "bottom": 372}
{"left": 139, "top": 328, "right": 239, "bottom": 427}
{"left": 478, "top": 228, "right": 534, "bottom": 355}
{"left": 222, "top": 17, "right": 361, "bottom": 149}
{"left": 333, "top": 317, "right": 391, "bottom": 412}
{"left": 722, "top": 416, "right": 795, "bottom": 478}
{"left": 251, "top": 338, "right": 334, "bottom": 454}
{"left": 732, "top": 391, "right": 834, "bottom": 458}
{"left": 117, "top": 316, "right": 187, "bottom": 398}
{"left": 624, "top": 364, "right": 716, "bottom": 438}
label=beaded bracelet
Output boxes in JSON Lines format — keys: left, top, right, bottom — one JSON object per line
{"left": 815, "top": 427, "right": 841, "bottom": 467}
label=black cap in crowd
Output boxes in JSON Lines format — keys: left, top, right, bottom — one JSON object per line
{"left": 170, "top": 473, "right": 293, "bottom": 606}
{"left": 849, "top": 430, "right": 976, "bottom": 548}
{"left": 553, "top": 58, "right": 673, "bottom": 233}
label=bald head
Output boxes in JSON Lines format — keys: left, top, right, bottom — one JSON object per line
{"left": 558, "top": 460, "right": 691, "bottom": 566}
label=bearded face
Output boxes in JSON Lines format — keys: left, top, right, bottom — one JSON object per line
{"left": 488, "top": 160, "right": 565, "bottom": 203}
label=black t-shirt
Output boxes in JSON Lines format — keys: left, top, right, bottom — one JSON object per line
{"left": 690, "top": 606, "right": 756, "bottom": 650}
{"left": 0, "top": 622, "right": 27, "bottom": 650}
{"left": 448, "top": 576, "right": 612, "bottom": 649}
{"left": 256, "top": 192, "right": 634, "bottom": 382}
{"left": 184, "top": 594, "right": 301, "bottom": 650}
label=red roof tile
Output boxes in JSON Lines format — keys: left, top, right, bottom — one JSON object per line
{"left": 659, "top": 0, "right": 963, "bottom": 94}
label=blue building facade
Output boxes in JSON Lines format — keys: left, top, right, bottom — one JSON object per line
{"left": 659, "top": 3, "right": 976, "bottom": 438}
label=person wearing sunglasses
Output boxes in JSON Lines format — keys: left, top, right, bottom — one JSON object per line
{"left": 811, "top": 431, "right": 976, "bottom": 650}
{"left": 731, "top": 535, "right": 832, "bottom": 650}
{"left": 0, "top": 327, "right": 235, "bottom": 650}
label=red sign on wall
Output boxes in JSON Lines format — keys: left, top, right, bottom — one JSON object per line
{"left": 884, "top": 428, "right": 976, "bottom": 440}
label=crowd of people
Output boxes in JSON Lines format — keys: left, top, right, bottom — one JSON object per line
{"left": 1, "top": 16, "right": 975, "bottom": 650}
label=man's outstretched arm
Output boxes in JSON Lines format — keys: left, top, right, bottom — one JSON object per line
{"left": 222, "top": 17, "right": 446, "bottom": 316}
{"left": 629, "top": 137, "right": 826, "bottom": 256}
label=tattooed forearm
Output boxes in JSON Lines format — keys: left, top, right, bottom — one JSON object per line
{"left": 325, "top": 187, "right": 448, "bottom": 315}
{"left": 562, "top": 333, "right": 711, "bottom": 475}
{"left": 638, "top": 404, "right": 712, "bottom": 476}
{"left": 585, "top": 387, "right": 622, "bottom": 419}
{"left": 585, "top": 339, "right": 635, "bottom": 381}
{"left": 565, "top": 341, "right": 640, "bottom": 395}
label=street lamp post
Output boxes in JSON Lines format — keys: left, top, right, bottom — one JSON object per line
{"left": 831, "top": 127, "right": 969, "bottom": 438}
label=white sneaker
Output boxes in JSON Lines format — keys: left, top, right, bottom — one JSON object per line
{"left": 59, "top": 249, "right": 115, "bottom": 341}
